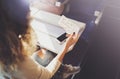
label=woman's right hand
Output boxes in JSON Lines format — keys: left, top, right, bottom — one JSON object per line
{"left": 65, "top": 33, "right": 79, "bottom": 50}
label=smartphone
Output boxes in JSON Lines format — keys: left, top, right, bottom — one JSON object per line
{"left": 57, "top": 32, "right": 68, "bottom": 44}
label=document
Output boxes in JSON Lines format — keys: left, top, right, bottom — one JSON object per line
{"left": 58, "top": 15, "right": 81, "bottom": 34}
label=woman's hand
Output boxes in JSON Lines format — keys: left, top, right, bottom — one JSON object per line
{"left": 65, "top": 33, "right": 79, "bottom": 49}
{"left": 56, "top": 33, "right": 79, "bottom": 62}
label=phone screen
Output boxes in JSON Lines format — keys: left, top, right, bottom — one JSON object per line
{"left": 57, "top": 33, "right": 67, "bottom": 42}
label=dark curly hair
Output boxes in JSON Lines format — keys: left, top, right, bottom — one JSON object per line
{"left": 0, "top": 0, "right": 37, "bottom": 73}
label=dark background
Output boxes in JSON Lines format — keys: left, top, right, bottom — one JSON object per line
{"left": 63, "top": 0, "right": 120, "bottom": 79}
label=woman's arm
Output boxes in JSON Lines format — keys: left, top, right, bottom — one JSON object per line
{"left": 45, "top": 33, "right": 79, "bottom": 77}
{"left": 26, "top": 33, "right": 79, "bottom": 79}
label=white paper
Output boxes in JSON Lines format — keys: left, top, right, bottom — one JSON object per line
{"left": 58, "top": 15, "right": 80, "bottom": 34}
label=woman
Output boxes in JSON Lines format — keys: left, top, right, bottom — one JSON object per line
{"left": 0, "top": 0, "right": 79, "bottom": 79}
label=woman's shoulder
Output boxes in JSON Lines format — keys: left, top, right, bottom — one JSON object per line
{"left": 13, "top": 56, "right": 43, "bottom": 79}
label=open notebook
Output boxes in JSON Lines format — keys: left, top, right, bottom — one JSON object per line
{"left": 31, "top": 10, "right": 86, "bottom": 54}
